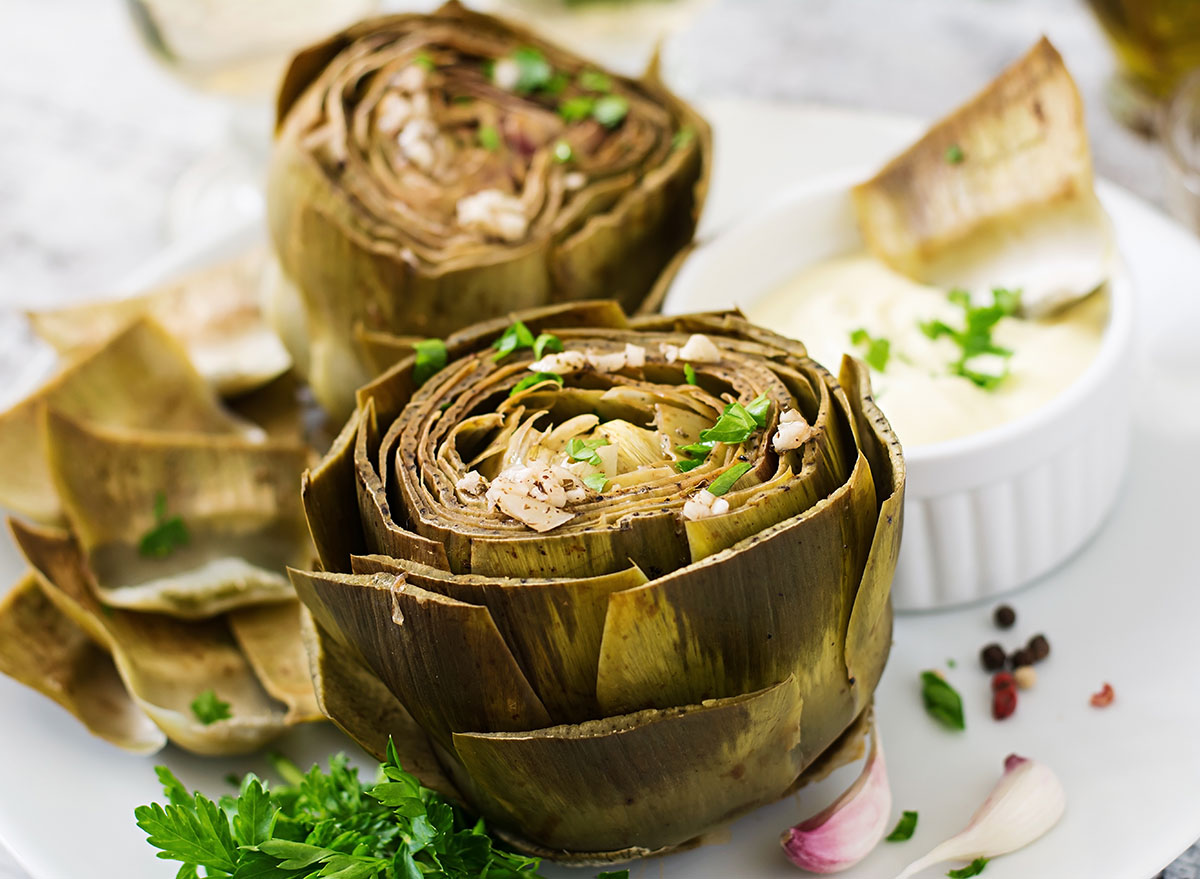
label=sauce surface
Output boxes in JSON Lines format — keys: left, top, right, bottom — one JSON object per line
{"left": 747, "top": 254, "right": 1109, "bottom": 447}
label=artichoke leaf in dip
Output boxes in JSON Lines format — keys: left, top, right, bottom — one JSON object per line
{"left": 42, "top": 410, "right": 312, "bottom": 619}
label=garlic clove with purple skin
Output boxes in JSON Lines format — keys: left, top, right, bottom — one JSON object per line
{"left": 781, "top": 720, "right": 891, "bottom": 873}
{"left": 893, "top": 755, "right": 1065, "bottom": 879}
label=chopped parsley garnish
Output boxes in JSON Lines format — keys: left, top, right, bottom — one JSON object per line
{"left": 544, "top": 71, "right": 569, "bottom": 96}
{"left": 699, "top": 401, "right": 760, "bottom": 444}
{"left": 592, "top": 95, "right": 629, "bottom": 128}
{"left": 675, "top": 457, "right": 706, "bottom": 472}
{"left": 559, "top": 96, "right": 595, "bottom": 122}
{"left": 744, "top": 393, "right": 770, "bottom": 428}
{"left": 412, "top": 338, "right": 448, "bottom": 387}
{"left": 190, "top": 689, "right": 231, "bottom": 726}
{"left": 945, "top": 143, "right": 965, "bottom": 164}
{"left": 413, "top": 52, "right": 435, "bottom": 71}
{"left": 947, "top": 857, "right": 989, "bottom": 878}
{"left": 532, "top": 332, "right": 562, "bottom": 359}
{"left": 509, "top": 47, "right": 553, "bottom": 94}
{"left": 886, "top": 810, "right": 918, "bottom": 842}
{"left": 553, "top": 140, "right": 573, "bottom": 163}
{"left": 492, "top": 320, "right": 536, "bottom": 360}
{"left": 920, "top": 288, "right": 1021, "bottom": 390}
{"left": 583, "top": 473, "right": 608, "bottom": 493}
{"left": 708, "top": 461, "right": 753, "bottom": 496}
{"left": 920, "top": 670, "right": 965, "bottom": 731}
{"left": 138, "top": 492, "right": 189, "bottom": 559}
{"left": 136, "top": 741, "right": 548, "bottom": 879}
{"left": 578, "top": 70, "right": 612, "bottom": 92}
{"left": 850, "top": 327, "right": 891, "bottom": 372}
{"left": 566, "top": 435, "right": 609, "bottom": 466}
{"left": 478, "top": 124, "right": 501, "bottom": 151}
{"left": 510, "top": 372, "right": 563, "bottom": 396}
{"left": 671, "top": 126, "right": 695, "bottom": 151}
{"left": 683, "top": 363, "right": 698, "bottom": 385}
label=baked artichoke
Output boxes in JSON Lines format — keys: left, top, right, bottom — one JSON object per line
{"left": 267, "top": 1, "right": 710, "bottom": 417}
{"left": 292, "top": 301, "right": 905, "bottom": 859}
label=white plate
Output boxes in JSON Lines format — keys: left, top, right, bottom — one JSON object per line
{"left": 2, "top": 100, "right": 1199, "bottom": 879}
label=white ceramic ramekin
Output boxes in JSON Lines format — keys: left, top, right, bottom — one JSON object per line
{"left": 664, "top": 171, "right": 1135, "bottom": 610}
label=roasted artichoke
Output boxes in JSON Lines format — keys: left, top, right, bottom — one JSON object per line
{"left": 267, "top": 1, "right": 710, "bottom": 417}
{"left": 292, "top": 302, "right": 905, "bottom": 859}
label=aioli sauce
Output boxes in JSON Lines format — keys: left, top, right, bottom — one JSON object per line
{"left": 747, "top": 254, "right": 1109, "bottom": 447}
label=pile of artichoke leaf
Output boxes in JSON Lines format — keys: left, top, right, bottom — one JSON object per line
{"left": 0, "top": 252, "right": 324, "bottom": 755}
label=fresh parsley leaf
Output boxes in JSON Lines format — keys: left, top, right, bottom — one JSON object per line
{"left": 510, "top": 47, "right": 553, "bottom": 93}
{"left": 532, "top": 332, "right": 562, "bottom": 359}
{"left": 134, "top": 794, "right": 239, "bottom": 874}
{"left": 920, "top": 288, "right": 1020, "bottom": 389}
{"left": 553, "top": 140, "right": 573, "bottom": 163}
{"left": 583, "top": 473, "right": 608, "bottom": 492}
{"left": 559, "top": 95, "right": 595, "bottom": 122}
{"left": 138, "top": 492, "right": 189, "bottom": 559}
{"left": 592, "top": 95, "right": 629, "bottom": 128}
{"left": 413, "top": 338, "right": 448, "bottom": 387}
{"left": 190, "top": 689, "right": 231, "bottom": 726}
{"left": 920, "top": 670, "right": 965, "bottom": 731}
{"left": 156, "top": 766, "right": 193, "bottom": 808}
{"left": 683, "top": 363, "right": 697, "bottom": 385}
{"left": 708, "top": 461, "right": 753, "bottom": 496}
{"left": 947, "top": 857, "right": 989, "bottom": 878}
{"left": 699, "top": 401, "right": 759, "bottom": 445}
{"left": 886, "top": 810, "right": 918, "bottom": 842}
{"left": 510, "top": 372, "right": 564, "bottom": 396}
{"left": 945, "top": 143, "right": 965, "bottom": 164}
{"left": 744, "top": 393, "right": 770, "bottom": 428}
{"left": 566, "top": 436, "right": 609, "bottom": 466}
{"left": 675, "top": 457, "right": 706, "bottom": 472}
{"left": 413, "top": 52, "right": 435, "bottom": 71}
{"left": 578, "top": 70, "right": 612, "bottom": 92}
{"left": 478, "top": 124, "right": 501, "bottom": 151}
{"left": 671, "top": 126, "right": 695, "bottom": 151}
{"left": 849, "top": 327, "right": 891, "bottom": 372}
{"left": 492, "top": 320, "right": 536, "bottom": 360}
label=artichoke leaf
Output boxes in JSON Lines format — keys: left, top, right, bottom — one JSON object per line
{"left": 27, "top": 249, "right": 290, "bottom": 396}
{"left": 302, "top": 407, "right": 369, "bottom": 573}
{"left": 351, "top": 554, "right": 648, "bottom": 722}
{"left": 451, "top": 675, "right": 803, "bottom": 855}
{"left": 0, "top": 573, "right": 165, "bottom": 754}
{"left": 228, "top": 601, "right": 323, "bottom": 724}
{"left": 43, "top": 410, "right": 310, "bottom": 618}
{"left": 288, "top": 568, "right": 551, "bottom": 749}
{"left": 10, "top": 520, "right": 289, "bottom": 755}
{"left": 0, "top": 318, "right": 248, "bottom": 523}
{"left": 299, "top": 607, "right": 458, "bottom": 798}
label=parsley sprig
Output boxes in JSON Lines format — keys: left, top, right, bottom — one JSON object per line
{"left": 492, "top": 320, "right": 536, "bottom": 361}
{"left": 920, "top": 288, "right": 1021, "bottom": 390}
{"left": 566, "top": 436, "right": 609, "bottom": 466}
{"left": 190, "top": 689, "right": 231, "bottom": 726}
{"left": 138, "top": 492, "right": 189, "bottom": 559}
{"left": 136, "top": 741, "right": 567, "bottom": 879}
{"left": 674, "top": 395, "right": 769, "bottom": 472}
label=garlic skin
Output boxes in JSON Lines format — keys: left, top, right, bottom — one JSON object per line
{"left": 781, "top": 722, "right": 891, "bottom": 873}
{"left": 893, "top": 755, "right": 1065, "bottom": 879}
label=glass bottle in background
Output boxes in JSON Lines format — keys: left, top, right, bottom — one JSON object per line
{"left": 1083, "top": 0, "right": 1200, "bottom": 136}
{"left": 124, "top": 0, "right": 381, "bottom": 237}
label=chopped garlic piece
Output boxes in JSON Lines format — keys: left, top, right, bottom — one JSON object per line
{"left": 587, "top": 350, "right": 628, "bottom": 372}
{"left": 485, "top": 463, "right": 586, "bottom": 532}
{"left": 455, "top": 470, "right": 488, "bottom": 496}
{"left": 773, "top": 408, "right": 814, "bottom": 452}
{"left": 660, "top": 343, "right": 680, "bottom": 363}
{"left": 456, "top": 189, "right": 529, "bottom": 242}
{"left": 398, "top": 118, "right": 438, "bottom": 172}
{"left": 564, "top": 171, "right": 587, "bottom": 191}
{"left": 678, "top": 334, "right": 722, "bottom": 362}
{"left": 492, "top": 57, "right": 520, "bottom": 91}
{"left": 394, "top": 64, "right": 427, "bottom": 93}
{"left": 624, "top": 343, "right": 646, "bottom": 368}
{"left": 375, "top": 93, "right": 413, "bottom": 135}
{"left": 529, "top": 351, "right": 587, "bottom": 374}
{"left": 683, "top": 488, "right": 730, "bottom": 521}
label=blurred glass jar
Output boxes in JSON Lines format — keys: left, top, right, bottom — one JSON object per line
{"left": 127, "top": 0, "right": 381, "bottom": 98}
{"left": 1084, "top": 0, "right": 1200, "bottom": 134}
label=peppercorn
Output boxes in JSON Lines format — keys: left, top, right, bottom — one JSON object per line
{"left": 992, "top": 680, "right": 1018, "bottom": 720}
{"left": 981, "top": 643, "right": 1007, "bottom": 671}
{"left": 1010, "top": 648, "right": 1033, "bottom": 668}
{"left": 993, "top": 604, "right": 1016, "bottom": 629}
{"left": 1028, "top": 633, "right": 1051, "bottom": 662}
{"left": 991, "top": 671, "right": 1015, "bottom": 692}
{"left": 1014, "top": 666, "right": 1037, "bottom": 690}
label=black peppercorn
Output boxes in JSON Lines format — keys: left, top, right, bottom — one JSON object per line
{"left": 994, "top": 604, "right": 1017, "bottom": 628}
{"left": 981, "top": 643, "right": 1007, "bottom": 671}
{"left": 1028, "top": 633, "right": 1051, "bottom": 662}
{"left": 1010, "top": 648, "right": 1034, "bottom": 668}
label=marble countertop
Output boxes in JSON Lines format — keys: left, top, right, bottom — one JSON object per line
{"left": 0, "top": 0, "right": 1195, "bottom": 876}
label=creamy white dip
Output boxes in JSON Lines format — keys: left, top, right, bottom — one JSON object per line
{"left": 747, "top": 254, "right": 1108, "bottom": 447}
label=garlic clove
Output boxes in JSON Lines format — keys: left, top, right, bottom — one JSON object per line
{"left": 893, "top": 755, "right": 1065, "bottom": 879}
{"left": 781, "top": 721, "right": 891, "bottom": 873}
